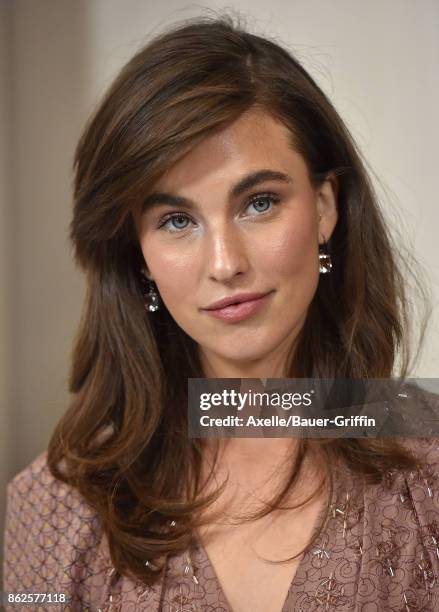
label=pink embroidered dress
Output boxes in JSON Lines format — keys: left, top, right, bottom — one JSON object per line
{"left": 3, "top": 437, "right": 439, "bottom": 611}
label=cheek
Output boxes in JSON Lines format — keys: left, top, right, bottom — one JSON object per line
{"left": 266, "top": 214, "right": 320, "bottom": 321}
{"left": 265, "top": 216, "right": 318, "bottom": 279}
{"left": 140, "top": 244, "right": 196, "bottom": 302}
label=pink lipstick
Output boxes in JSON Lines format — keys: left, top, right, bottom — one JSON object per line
{"left": 202, "top": 291, "right": 274, "bottom": 322}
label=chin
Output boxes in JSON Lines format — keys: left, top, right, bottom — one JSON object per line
{"left": 204, "top": 339, "right": 282, "bottom": 367}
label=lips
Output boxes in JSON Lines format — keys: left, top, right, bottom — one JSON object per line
{"left": 203, "top": 291, "right": 272, "bottom": 311}
{"left": 201, "top": 291, "right": 274, "bottom": 323}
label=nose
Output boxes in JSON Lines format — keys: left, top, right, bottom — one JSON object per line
{"left": 205, "top": 222, "right": 249, "bottom": 283}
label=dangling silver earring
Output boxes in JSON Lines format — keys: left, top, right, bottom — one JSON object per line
{"left": 140, "top": 269, "right": 160, "bottom": 312}
{"left": 319, "top": 234, "right": 333, "bottom": 274}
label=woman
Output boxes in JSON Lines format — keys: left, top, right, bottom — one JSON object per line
{"left": 4, "top": 15, "right": 439, "bottom": 612}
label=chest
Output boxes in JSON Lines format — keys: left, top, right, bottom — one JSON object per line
{"left": 197, "top": 494, "right": 326, "bottom": 612}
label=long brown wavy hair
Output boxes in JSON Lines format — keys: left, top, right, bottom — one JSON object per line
{"left": 47, "top": 14, "right": 433, "bottom": 585}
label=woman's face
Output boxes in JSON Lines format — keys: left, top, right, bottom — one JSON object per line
{"left": 133, "top": 108, "right": 338, "bottom": 377}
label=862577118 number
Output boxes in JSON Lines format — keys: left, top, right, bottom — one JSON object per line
{"left": 2, "top": 592, "right": 69, "bottom": 606}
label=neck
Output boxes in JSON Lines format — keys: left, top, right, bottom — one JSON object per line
{"left": 197, "top": 320, "right": 304, "bottom": 379}
{"left": 199, "top": 345, "right": 293, "bottom": 380}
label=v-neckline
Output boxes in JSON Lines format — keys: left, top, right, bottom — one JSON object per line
{"left": 192, "top": 475, "right": 338, "bottom": 612}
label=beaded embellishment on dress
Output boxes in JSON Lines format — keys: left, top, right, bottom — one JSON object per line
{"left": 3, "top": 439, "right": 439, "bottom": 611}
{"left": 97, "top": 446, "right": 439, "bottom": 611}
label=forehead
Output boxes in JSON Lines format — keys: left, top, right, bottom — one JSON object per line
{"left": 152, "top": 108, "right": 305, "bottom": 193}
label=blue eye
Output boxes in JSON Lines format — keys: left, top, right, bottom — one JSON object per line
{"left": 158, "top": 213, "right": 192, "bottom": 232}
{"left": 246, "top": 194, "right": 278, "bottom": 215}
{"left": 157, "top": 193, "right": 280, "bottom": 233}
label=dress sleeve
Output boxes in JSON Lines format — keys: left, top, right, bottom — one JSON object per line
{"left": 3, "top": 452, "right": 105, "bottom": 611}
{"left": 400, "top": 437, "right": 439, "bottom": 605}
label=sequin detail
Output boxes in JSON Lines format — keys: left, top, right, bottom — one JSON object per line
{"left": 3, "top": 438, "right": 439, "bottom": 611}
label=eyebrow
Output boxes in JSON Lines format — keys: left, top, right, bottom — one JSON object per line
{"left": 141, "top": 169, "right": 293, "bottom": 213}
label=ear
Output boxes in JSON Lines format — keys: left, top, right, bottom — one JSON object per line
{"left": 316, "top": 175, "right": 338, "bottom": 244}
{"left": 141, "top": 265, "right": 153, "bottom": 281}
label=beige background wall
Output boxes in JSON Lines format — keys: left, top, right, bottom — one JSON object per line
{"left": 1, "top": 0, "right": 438, "bottom": 565}
{"left": 0, "top": 0, "right": 12, "bottom": 524}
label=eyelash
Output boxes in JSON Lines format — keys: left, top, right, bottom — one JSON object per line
{"left": 156, "top": 193, "right": 281, "bottom": 233}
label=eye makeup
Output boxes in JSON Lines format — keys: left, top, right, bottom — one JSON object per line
{"left": 155, "top": 191, "right": 282, "bottom": 234}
